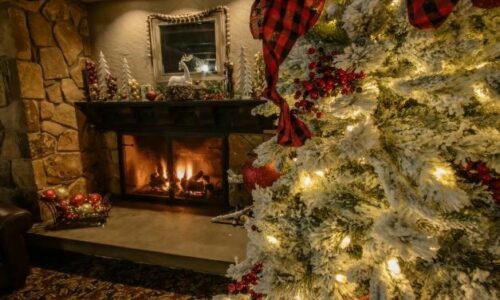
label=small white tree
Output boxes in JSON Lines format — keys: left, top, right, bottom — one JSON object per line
{"left": 97, "top": 51, "right": 111, "bottom": 100}
{"left": 238, "top": 46, "right": 253, "bottom": 99}
{"left": 120, "top": 57, "right": 133, "bottom": 99}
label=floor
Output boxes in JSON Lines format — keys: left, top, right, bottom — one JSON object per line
{"left": 28, "top": 201, "right": 247, "bottom": 275}
{"left": 0, "top": 249, "right": 230, "bottom": 299}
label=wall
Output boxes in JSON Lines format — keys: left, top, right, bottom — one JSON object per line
{"left": 0, "top": 3, "right": 38, "bottom": 209}
{"left": 4, "top": 0, "right": 109, "bottom": 203}
{"left": 0, "top": 5, "right": 16, "bottom": 57}
{"left": 87, "top": 0, "right": 261, "bottom": 86}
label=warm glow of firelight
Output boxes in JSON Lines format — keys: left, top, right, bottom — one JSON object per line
{"left": 176, "top": 161, "right": 194, "bottom": 179}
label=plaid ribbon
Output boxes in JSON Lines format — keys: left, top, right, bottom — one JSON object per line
{"left": 407, "top": 0, "right": 499, "bottom": 29}
{"left": 251, "top": 0, "right": 325, "bottom": 147}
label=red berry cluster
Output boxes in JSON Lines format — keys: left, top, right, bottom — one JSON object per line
{"left": 106, "top": 74, "right": 118, "bottom": 100}
{"left": 85, "top": 60, "right": 98, "bottom": 85}
{"left": 459, "top": 161, "right": 500, "bottom": 204}
{"left": 227, "top": 262, "right": 264, "bottom": 300}
{"left": 204, "top": 93, "right": 225, "bottom": 100}
{"left": 293, "top": 47, "right": 365, "bottom": 118}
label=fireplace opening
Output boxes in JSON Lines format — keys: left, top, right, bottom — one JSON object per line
{"left": 120, "top": 134, "right": 227, "bottom": 206}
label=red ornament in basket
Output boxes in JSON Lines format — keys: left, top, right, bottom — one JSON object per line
{"left": 40, "top": 187, "right": 111, "bottom": 229}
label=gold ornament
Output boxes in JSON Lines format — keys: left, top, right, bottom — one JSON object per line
{"left": 79, "top": 203, "right": 94, "bottom": 215}
{"left": 55, "top": 186, "right": 70, "bottom": 200}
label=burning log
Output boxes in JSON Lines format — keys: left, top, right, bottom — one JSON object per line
{"left": 149, "top": 163, "right": 169, "bottom": 191}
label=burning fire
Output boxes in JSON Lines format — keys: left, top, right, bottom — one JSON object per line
{"left": 148, "top": 159, "right": 216, "bottom": 198}
{"left": 176, "top": 161, "right": 193, "bottom": 180}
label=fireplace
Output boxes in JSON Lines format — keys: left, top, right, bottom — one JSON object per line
{"left": 120, "top": 133, "right": 227, "bottom": 205}
{"left": 76, "top": 100, "right": 275, "bottom": 208}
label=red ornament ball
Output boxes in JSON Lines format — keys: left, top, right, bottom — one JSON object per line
{"left": 41, "top": 189, "right": 57, "bottom": 201}
{"left": 146, "top": 90, "right": 157, "bottom": 101}
{"left": 242, "top": 161, "right": 281, "bottom": 192}
{"left": 88, "top": 193, "right": 103, "bottom": 205}
{"left": 70, "top": 193, "right": 87, "bottom": 207}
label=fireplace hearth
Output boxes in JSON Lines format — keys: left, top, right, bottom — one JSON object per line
{"left": 77, "top": 100, "right": 274, "bottom": 208}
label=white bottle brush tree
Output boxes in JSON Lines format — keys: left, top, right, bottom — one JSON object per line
{"left": 238, "top": 46, "right": 253, "bottom": 99}
{"left": 97, "top": 51, "right": 118, "bottom": 100}
{"left": 120, "top": 57, "right": 141, "bottom": 101}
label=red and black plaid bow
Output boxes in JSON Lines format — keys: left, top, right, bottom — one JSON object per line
{"left": 251, "top": 0, "right": 325, "bottom": 147}
{"left": 407, "top": 0, "right": 500, "bottom": 29}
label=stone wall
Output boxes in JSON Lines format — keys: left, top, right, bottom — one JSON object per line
{"left": 6, "top": 0, "right": 98, "bottom": 198}
{"left": 0, "top": 3, "right": 38, "bottom": 209}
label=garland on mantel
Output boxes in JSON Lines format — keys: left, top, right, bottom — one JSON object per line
{"left": 147, "top": 6, "right": 231, "bottom": 61}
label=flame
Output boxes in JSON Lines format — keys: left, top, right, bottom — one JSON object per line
{"left": 176, "top": 164, "right": 185, "bottom": 179}
{"left": 160, "top": 158, "right": 168, "bottom": 179}
{"left": 176, "top": 160, "right": 194, "bottom": 179}
{"left": 186, "top": 161, "right": 193, "bottom": 179}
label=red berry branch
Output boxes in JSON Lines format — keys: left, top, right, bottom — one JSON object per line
{"left": 292, "top": 47, "right": 365, "bottom": 119}
{"left": 458, "top": 161, "right": 500, "bottom": 204}
{"left": 227, "top": 262, "right": 265, "bottom": 300}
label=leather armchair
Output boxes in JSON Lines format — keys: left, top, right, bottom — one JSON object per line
{"left": 0, "top": 202, "right": 33, "bottom": 290}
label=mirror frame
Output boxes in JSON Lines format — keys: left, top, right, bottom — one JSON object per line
{"left": 148, "top": 6, "right": 230, "bottom": 83}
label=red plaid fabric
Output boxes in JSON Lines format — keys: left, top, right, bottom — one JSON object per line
{"left": 407, "top": 0, "right": 500, "bottom": 29}
{"left": 471, "top": 0, "right": 500, "bottom": 8}
{"left": 252, "top": 0, "right": 325, "bottom": 147}
{"left": 407, "top": 0, "right": 459, "bottom": 29}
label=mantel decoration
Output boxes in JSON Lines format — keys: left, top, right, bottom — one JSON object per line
{"left": 39, "top": 187, "right": 111, "bottom": 230}
{"left": 148, "top": 6, "right": 231, "bottom": 83}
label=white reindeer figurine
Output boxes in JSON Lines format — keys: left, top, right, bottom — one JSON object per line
{"left": 167, "top": 54, "right": 193, "bottom": 86}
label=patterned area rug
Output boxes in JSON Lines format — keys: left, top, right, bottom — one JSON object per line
{"left": 0, "top": 249, "right": 229, "bottom": 299}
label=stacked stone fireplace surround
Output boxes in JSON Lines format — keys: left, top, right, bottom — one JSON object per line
{"left": 1, "top": 0, "right": 119, "bottom": 214}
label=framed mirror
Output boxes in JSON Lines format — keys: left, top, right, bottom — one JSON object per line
{"left": 149, "top": 6, "right": 230, "bottom": 83}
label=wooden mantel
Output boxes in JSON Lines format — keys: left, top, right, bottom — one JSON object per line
{"left": 75, "top": 100, "right": 275, "bottom": 134}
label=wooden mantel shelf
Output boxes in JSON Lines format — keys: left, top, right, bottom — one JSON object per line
{"left": 75, "top": 100, "right": 275, "bottom": 134}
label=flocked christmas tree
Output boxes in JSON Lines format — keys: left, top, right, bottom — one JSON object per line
{"left": 238, "top": 46, "right": 254, "bottom": 100}
{"left": 221, "top": 0, "right": 499, "bottom": 299}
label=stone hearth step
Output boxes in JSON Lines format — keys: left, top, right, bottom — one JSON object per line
{"left": 27, "top": 201, "right": 247, "bottom": 275}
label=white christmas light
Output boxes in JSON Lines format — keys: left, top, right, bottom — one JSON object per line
{"left": 339, "top": 235, "right": 351, "bottom": 249}
{"left": 335, "top": 274, "right": 347, "bottom": 283}
{"left": 433, "top": 167, "right": 447, "bottom": 180}
{"left": 315, "top": 170, "right": 325, "bottom": 177}
{"left": 387, "top": 258, "right": 401, "bottom": 275}
{"left": 303, "top": 176, "right": 313, "bottom": 187}
{"left": 266, "top": 235, "right": 279, "bottom": 245}
{"left": 200, "top": 64, "right": 210, "bottom": 73}
{"left": 346, "top": 125, "right": 355, "bottom": 132}
{"left": 432, "top": 166, "right": 454, "bottom": 186}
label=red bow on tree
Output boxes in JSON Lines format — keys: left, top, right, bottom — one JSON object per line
{"left": 250, "top": 0, "right": 325, "bottom": 147}
{"left": 407, "top": 0, "right": 500, "bottom": 29}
